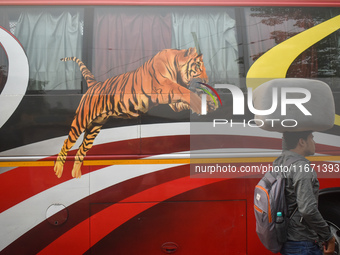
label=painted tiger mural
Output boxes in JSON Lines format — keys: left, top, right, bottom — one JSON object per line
{"left": 54, "top": 47, "right": 217, "bottom": 178}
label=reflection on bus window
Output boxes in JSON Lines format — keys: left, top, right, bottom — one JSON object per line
{"left": 245, "top": 7, "right": 340, "bottom": 90}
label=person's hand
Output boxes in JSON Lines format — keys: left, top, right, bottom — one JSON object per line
{"left": 323, "top": 236, "right": 336, "bottom": 255}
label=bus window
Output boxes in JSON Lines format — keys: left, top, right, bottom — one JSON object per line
{"left": 91, "top": 7, "right": 240, "bottom": 87}
{"left": 0, "top": 9, "right": 9, "bottom": 94}
{"left": 0, "top": 47, "right": 7, "bottom": 94}
{"left": 4, "top": 7, "right": 84, "bottom": 91}
{"left": 295, "top": 29, "right": 340, "bottom": 90}
{"left": 244, "top": 7, "right": 340, "bottom": 90}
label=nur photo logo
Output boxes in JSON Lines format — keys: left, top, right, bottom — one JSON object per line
{"left": 198, "top": 82, "right": 313, "bottom": 129}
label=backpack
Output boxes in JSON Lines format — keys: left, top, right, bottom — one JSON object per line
{"left": 254, "top": 157, "right": 299, "bottom": 253}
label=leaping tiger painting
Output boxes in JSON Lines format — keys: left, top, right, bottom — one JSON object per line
{"left": 54, "top": 47, "right": 217, "bottom": 178}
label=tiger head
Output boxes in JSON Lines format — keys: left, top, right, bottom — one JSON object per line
{"left": 177, "top": 47, "right": 208, "bottom": 87}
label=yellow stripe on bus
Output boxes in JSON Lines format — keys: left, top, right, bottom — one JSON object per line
{"left": 0, "top": 161, "right": 54, "bottom": 167}
{"left": 83, "top": 158, "right": 191, "bottom": 165}
{"left": 0, "top": 156, "right": 340, "bottom": 167}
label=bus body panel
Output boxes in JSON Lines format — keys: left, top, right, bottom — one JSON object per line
{"left": 1, "top": 3, "right": 340, "bottom": 255}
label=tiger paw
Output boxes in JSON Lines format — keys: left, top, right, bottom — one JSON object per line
{"left": 54, "top": 161, "right": 64, "bottom": 178}
{"left": 71, "top": 161, "right": 83, "bottom": 178}
{"left": 206, "top": 95, "right": 219, "bottom": 112}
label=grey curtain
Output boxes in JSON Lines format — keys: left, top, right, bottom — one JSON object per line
{"left": 14, "top": 11, "right": 83, "bottom": 90}
{"left": 171, "top": 10, "right": 239, "bottom": 85}
{"left": 92, "top": 8, "right": 172, "bottom": 81}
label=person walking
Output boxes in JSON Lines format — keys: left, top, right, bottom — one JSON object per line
{"left": 273, "top": 131, "right": 335, "bottom": 255}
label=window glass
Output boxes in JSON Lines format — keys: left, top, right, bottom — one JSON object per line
{"left": 92, "top": 7, "right": 239, "bottom": 86}
{"left": 2, "top": 7, "right": 83, "bottom": 91}
{"left": 245, "top": 7, "right": 340, "bottom": 89}
{"left": 92, "top": 7, "right": 172, "bottom": 81}
{"left": 0, "top": 9, "right": 10, "bottom": 94}
{"left": 171, "top": 8, "right": 239, "bottom": 85}
{"left": 0, "top": 46, "right": 7, "bottom": 94}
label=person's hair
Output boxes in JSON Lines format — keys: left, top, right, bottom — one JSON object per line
{"left": 282, "top": 131, "right": 313, "bottom": 150}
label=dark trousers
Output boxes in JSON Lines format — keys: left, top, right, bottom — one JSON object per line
{"left": 280, "top": 240, "right": 322, "bottom": 255}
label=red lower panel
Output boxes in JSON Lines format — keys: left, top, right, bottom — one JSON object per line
{"left": 37, "top": 176, "right": 223, "bottom": 254}
{"left": 88, "top": 200, "right": 247, "bottom": 255}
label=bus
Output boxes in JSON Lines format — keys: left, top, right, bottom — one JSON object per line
{"left": 0, "top": 0, "right": 340, "bottom": 254}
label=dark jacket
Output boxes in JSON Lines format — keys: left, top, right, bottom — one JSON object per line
{"left": 273, "top": 150, "right": 333, "bottom": 243}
